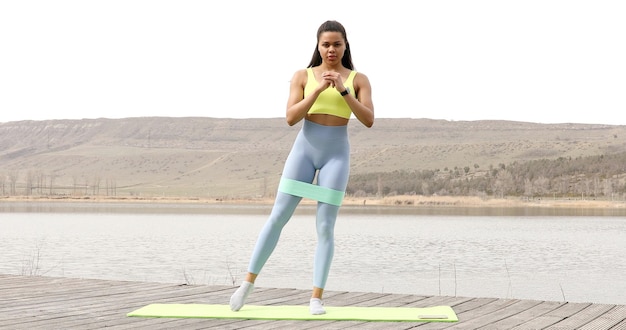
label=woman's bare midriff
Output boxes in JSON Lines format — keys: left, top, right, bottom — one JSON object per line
{"left": 306, "top": 114, "right": 349, "bottom": 126}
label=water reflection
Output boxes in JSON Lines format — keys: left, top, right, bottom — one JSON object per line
{"left": 1, "top": 201, "right": 625, "bottom": 305}
{"left": 2, "top": 201, "right": 625, "bottom": 217}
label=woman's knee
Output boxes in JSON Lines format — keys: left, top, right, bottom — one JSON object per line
{"left": 316, "top": 213, "right": 337, "bottom": 241}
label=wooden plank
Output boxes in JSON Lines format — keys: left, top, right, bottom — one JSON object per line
{"left": 1, "top": 280, "right": 225, "bottom": 329}
{"left": 1, "top": 280, "right": 172, "bottom": 308}
{"left": 511, "top": 301, "right": 593, "bottom": 330}
{"left": 485, "top": 300, "right": 565, "bottom": 329}
{"left": 1, "top": 283, "right": 201, "bottom": 320}
{"left": 441, "top": 297, "right": 500, "bottom": 314}
{"left": 0, "top": 275, "right": 624, "bottom": 330}
{"left": 442, "top": 298, "right": 521, "bottom": 329}
{"left": 56, "top": 285, "right": 239, "bottom": 329}
{"left": 610, "top": 319, "right": 626, "bottom": 330}
{"left": 0, "top": 285, "right": 185, "bottom": 328}
{"left": 456, "top": 299, "right": 545, "bottom": 329}
{"left": 545, "top": 304, "right": 617, "bottom": 330}
{"left": 576, "top": 305, "right": 626, "bottom": 330}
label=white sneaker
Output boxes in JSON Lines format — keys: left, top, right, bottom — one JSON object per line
{"left": 229, "top": 281, "right": 254, "bottom": 311}
{"left": 309, "top": 298, "right": 326, "bottom": 315}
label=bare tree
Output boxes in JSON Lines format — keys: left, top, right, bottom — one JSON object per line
{"left": 25, "top": 171, "right": 34, "bottom": 196}
{"left": 92, "top": 176, "right": 101, "bottom": 195}
{"left": 8, "top": 170, "right": 19, "bottom": 195}
{"left": 523, "top": 178, "right": 533, "bottom": 199}
{"left": 493, "top": 170, "right": 514, "bottom": 198}
{"left": 106, "top": 178, "right": 116, "bottom": 196}
{"left": 603, "top": 177, "right": 614, "bottom": 199}
{"left": 49, "top": 173, "right": 56, "bottom": 195}
{"left": 33, "top": 170, "right": 45, "bottom": 195}
{"left": 0, "top": 173, "right": 6, "bottom": 195}
{"left": 534, "top": 176, "right": 550, "bottom": 197}
{"left": 72, "top": 175, "right": 79, "bottom": 196}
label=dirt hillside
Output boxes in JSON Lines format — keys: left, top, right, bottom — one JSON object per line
{"left": 1, "top": 117, "right": 624, "bottom": 198}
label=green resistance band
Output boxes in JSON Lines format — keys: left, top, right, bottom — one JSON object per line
{"left": 278, "top": 178, "right": 345, "bottom": 206}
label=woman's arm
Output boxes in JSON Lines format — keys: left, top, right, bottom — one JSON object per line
{"left": 347, "top": 73, "right": 374, "bottom": 128}
{"left": 285, "top": 69, "right": 331, "bottom": 126}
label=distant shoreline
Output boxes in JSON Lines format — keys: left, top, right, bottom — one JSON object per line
{"left": 2, "top": 195, "right": 625, "bottom": 209}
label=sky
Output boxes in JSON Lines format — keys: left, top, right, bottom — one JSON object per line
{"left": 1, "top": 0, "right": 625, "bottom": 125}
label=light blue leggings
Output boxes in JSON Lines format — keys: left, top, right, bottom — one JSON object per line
{"left": 248, "top": 120, "right": 350, "bottom": 289}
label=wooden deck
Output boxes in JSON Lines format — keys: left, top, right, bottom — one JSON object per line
{"left": 0, "top": 274, "right": 624, "bottom": 329}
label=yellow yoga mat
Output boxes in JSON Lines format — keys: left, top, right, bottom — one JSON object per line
{"left": 127, "top": 304, "right": 458, "bottom": 322}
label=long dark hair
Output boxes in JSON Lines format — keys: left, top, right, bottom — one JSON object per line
{"left": 307, "top": 20, "right": 354, "bottom": 70}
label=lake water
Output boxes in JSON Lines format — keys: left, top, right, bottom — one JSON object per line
{"left": 1, "top": 202, "right": 625, "bottom": 305}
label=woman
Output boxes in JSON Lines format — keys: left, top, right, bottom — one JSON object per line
{"left": 230, "top": 20, "right": 374, "bottom": 315}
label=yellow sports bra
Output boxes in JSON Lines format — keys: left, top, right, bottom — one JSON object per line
{"left": 304, "top": 68, "right": 356, "bottom": 119}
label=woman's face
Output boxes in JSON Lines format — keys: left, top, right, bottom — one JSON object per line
{"left": 318, "top": 31, "right": 346, "bottom": 65}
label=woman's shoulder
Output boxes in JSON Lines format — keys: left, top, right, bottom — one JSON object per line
{"left": 289, "top": 68, "right": 309, "bottom": 87}
{"left": 353, "top": 70, "right": 370, "bottom": 82}
{"left": 352, "top": 71, "right": 371, "bottom": 92}
{"left": 291, "top": 68, "right": 309, "bottom": 80}
{"left": 297, "top": 67, "right": 311, "bottom": 74}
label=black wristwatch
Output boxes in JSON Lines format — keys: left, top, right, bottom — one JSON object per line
{"left": 340, "top": 87, "right": 350, "bottom": 96}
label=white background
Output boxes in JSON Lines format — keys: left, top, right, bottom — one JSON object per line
{"left": 1, "top": 0, "right": 624, "bottom": 124}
